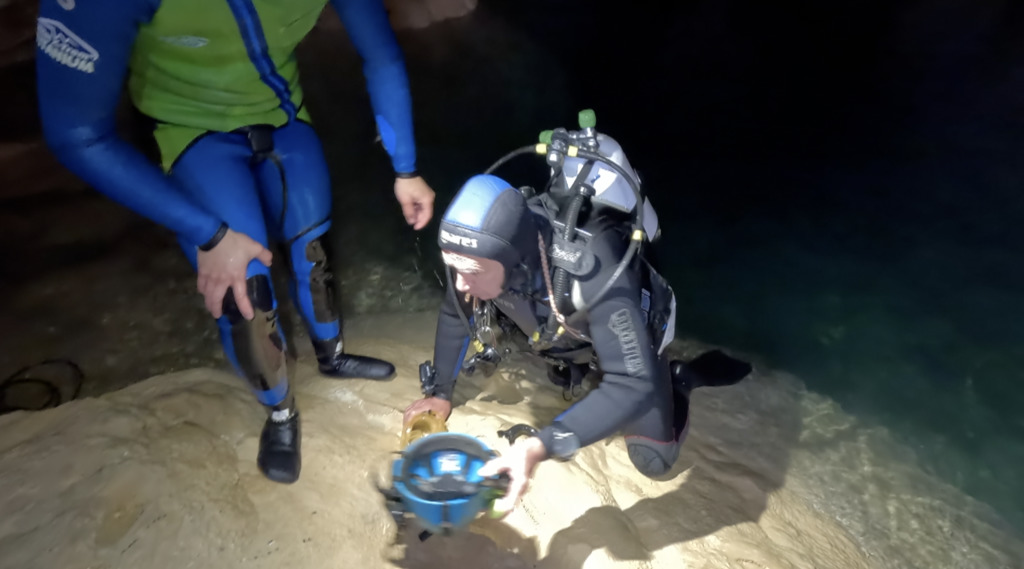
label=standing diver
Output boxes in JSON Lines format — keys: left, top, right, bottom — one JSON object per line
{"left": 403, "top": 121, "right": 751, "bottom": 515}
{"left": 36, "top": 0, "right": 436, "bottom": 484}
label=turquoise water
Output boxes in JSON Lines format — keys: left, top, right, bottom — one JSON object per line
{"left": 669, "top": 155, "right": 1024, "bottom": 534}
{"left": 298, "top": 0, "right": 1024, "bottom": 536}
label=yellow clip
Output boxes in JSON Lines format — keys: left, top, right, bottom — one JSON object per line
{"left": 535, "top": 143, "right": 548, "bottom": 154}
{"left": 531, "top": 331, "right": 540, "bottom": 342}
{"left": 556, "top": 326, "right": 565, "bottom": 335}
{"left": 631, "top": 229, "right": 644, "bottom": 241}
{"left": 472, "top": 339, "right": 484, "bottom": 352}
{"left": 567, "top": 146, "right": 579, "bottom": 157}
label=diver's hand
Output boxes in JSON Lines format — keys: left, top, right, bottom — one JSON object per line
{"left": 477, "top": 436, "right": 548, "bottom": 519}
{"left": 403, "top": 397, "right": 451, "bottom": 424}
{"left": 394, "top": 176, "right": 435, "bottom": 230}
{"left": 196, "top": 229, "right": 273, "bottom": 320}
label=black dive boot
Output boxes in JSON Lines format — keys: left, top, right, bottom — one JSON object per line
{"left": 546, "top": 362, "right": 572, "bottom": 388}
{"left": 546, "top": 362, "right": 587, "bottom": 400}
{"left": 314, "top": 337, "right": 395, "bottom": 380}
{"left": 258, "top": 411, "right": 301, "bottom": 484}
{"left": 671, "top": 349, "right": 753, "bottom": 393}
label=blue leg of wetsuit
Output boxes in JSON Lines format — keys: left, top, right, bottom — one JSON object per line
{"left": 171, "top": 131, "right": 300, "bottom": 484}
{"left": 172, "top": 132, "right": 294, "bottom": 413}
{"left": 251, "top": 120, "right": 394, "bottom": 380}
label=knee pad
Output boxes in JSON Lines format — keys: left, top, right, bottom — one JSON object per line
{"left": 285, "top": 223, "right": 340, "bottom": 341}
{"left": 626, "top": 437, "right": 680, "bottom": 478}
{"left": 302, "top": 234, "right": 336, "bottom": 323}
{"left": 219, "top": 274, "right": 290, "bottom": 408}
{"left": 221, "top": 273, "right": 277, "bottom": 324}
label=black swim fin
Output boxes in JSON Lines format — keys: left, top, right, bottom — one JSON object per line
{"left": 670, "top": 349, "right": 752, "bottom": 393}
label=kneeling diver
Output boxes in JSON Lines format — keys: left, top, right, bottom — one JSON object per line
{"left": 403, "top": 118, "right": 751, "bottom": 516}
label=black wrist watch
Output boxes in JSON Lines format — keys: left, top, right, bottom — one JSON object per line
{"left": 198, "top": 222, "right": 229, "bottom": 252}
{"left": 418, "top": 361, "right": 437, "bottom": 396}
{"left": 419, "top": 361, "right": 453, "bottom": 400}
{"left": 543, "top": 423, "right": 581, "bottom": 462}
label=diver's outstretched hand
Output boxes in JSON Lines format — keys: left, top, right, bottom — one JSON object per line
{"left": 394, "top": 175, "right": 435, "bottom": 230}
{"left": 477, "top": 436, "right": 548, "bottom": 519}
{"left": 403, "top": 397, "right": 451, "bottom": 424}
{"left": 196, "top": 229, "right": 273, "bottom": 320}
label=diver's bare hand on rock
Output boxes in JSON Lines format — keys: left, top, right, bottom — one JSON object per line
{"left": 403, "top": 397, "right": 451, "bottom": 424}
{"left": 196, "top": 229, "right": 273, "bottom": 320}
{"left": 477, "top": 436, "right": 547, "bottom": 519}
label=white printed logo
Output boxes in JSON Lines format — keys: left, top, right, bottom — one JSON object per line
{"left": 440, "top": 229, "right": 478, "bottom": 249}
{"left": 550, "top": 243, "right": 581, "bottom": 264}
{"left": 57, "top": 0, "right": 75, "bottom": 10}
{"left": 608, "top": 308, "right": 647, "bottom": 377}
{"left": 158, "top": 35, "right": 209, "bottom": 48}
{"left": 37, "top": 18, "right": 98, "bottom": 74}
{"left": 436, "top": 451, "right": 462, "bottom": 473}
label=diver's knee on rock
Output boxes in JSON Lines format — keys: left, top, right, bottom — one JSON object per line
{"left": 626, "top": 438, "right": 680, "bottom": 478}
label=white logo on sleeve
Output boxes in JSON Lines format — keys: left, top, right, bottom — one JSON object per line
{"left": 37, "top": 17, "right": 99, "bottom": 74}
{"left": 608, "top": 308, "right": 647, "bottom": 377}
{"left": 57, "top": 0, "right": 75, "bottom": 10}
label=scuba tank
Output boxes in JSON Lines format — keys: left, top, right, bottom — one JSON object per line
{"left": 450, "top": 109, "right": 672, "bottom": 399}
{"left": 559, "top": 131, "right": 660, "bottom": 242}
{"left": 482, "top": 109, "right": 659, "bottom": 347}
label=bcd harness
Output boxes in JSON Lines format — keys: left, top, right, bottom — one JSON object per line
{"left": 438, "top": 110, "right": 677, "bottom": 400}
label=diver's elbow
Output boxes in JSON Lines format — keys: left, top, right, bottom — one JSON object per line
{"left": 41, "top": 123, "right": 117, "bottom": 169}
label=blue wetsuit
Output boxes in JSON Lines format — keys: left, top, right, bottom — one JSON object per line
{"left": 36, "top": 0, "right": 415, "bottom": 412}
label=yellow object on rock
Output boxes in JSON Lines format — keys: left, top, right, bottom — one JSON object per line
{"left": 400, "top": 410, "right": 448, "bottom": 449}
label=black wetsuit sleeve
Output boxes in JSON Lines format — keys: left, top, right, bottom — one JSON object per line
{"left": 431, "top": 287, "right": 472, "bottom": 400}
{"left": 537, "top": 233, "right": 660, "bottom": 452}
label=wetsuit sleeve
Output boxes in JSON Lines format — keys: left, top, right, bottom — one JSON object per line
{"left": 330, "top": 0, "right": 418, "bottom": 175}
{"left": 431, "top": 287, "right": 472, "bottom": 400}
{"left": 537, "top": 234, "right": 660, "bottom": 452}
{"left": 35, "top": 0, "right": 227, "bottom": 248}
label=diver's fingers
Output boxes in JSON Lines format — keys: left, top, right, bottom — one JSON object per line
{"left": 480, "top": 456, "right": 527, "bottom": 518}
{"left": 402, "top": 398, "right": 441, "bottom": 423}
{"left": 489, "top": 498, "right": 514, "bottom": 519}
{"left": 476, "top": 458, "right": 504, "bottom": 479}
{"left": 492, "top": 474, "right": 526, "bottom": 516}
{"left": 402, "top": 400, "right": 427, "bottom": 424}
{"left": 232, "top": 278, "right": 255, "bottom": 321}
{"left": 206, "top": 279, "right": 230, "bottom": 319}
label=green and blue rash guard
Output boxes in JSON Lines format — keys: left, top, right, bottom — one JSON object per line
{"left": 36, "top": 0, "right": 418, "bottom": 248}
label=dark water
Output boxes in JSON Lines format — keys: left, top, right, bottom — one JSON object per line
{"left": 303, "top": 0, "right": 1024, "bottom": 532}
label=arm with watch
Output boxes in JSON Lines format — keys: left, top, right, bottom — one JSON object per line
{"left": 401, "top": 288, "right": 472, "bottom": 423}
{"left": 329, "top": 0, "right": 435, "bottom": 230}
{"left": 479, "top": 264, "right": 662, "bottom": 516}
{"left": 35, "top": 1, "right": 272, "bottom": 322}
